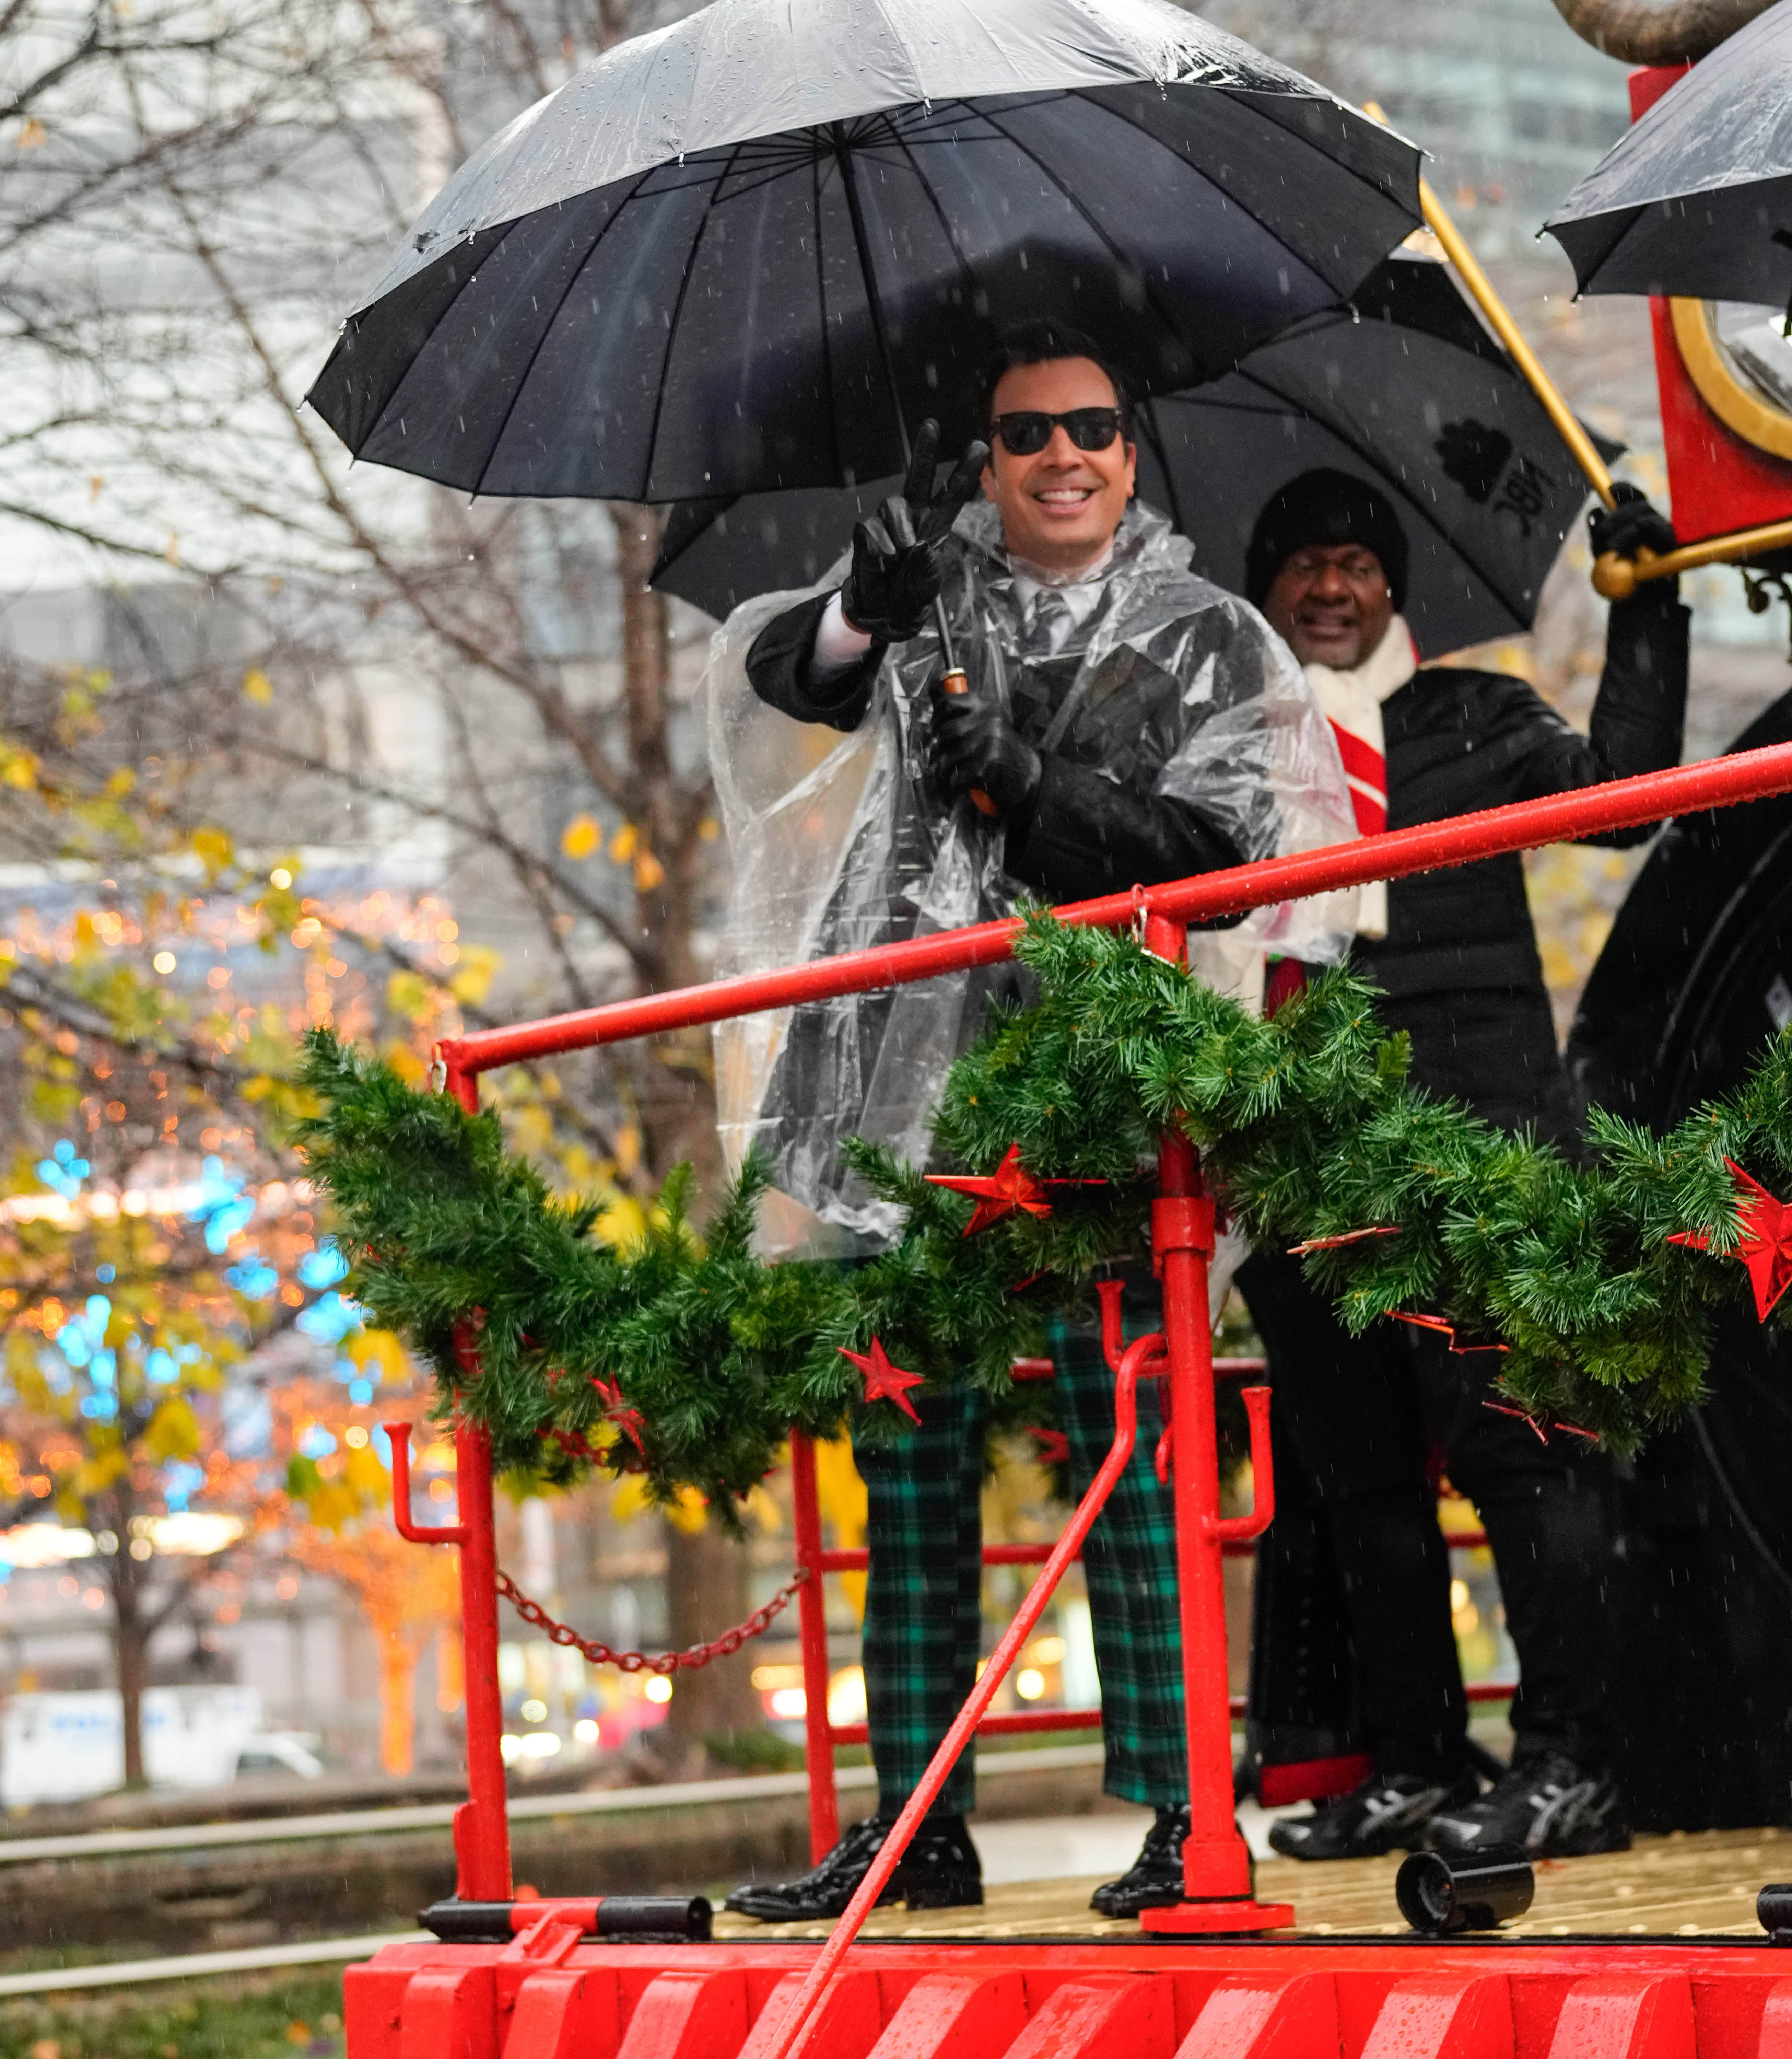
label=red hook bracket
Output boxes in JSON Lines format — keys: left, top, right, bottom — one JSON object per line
{"left": 384, "top": 1421, "right": 469, "bottom": 1545}
{"left": 1209, "top": 1384, "right": 1276, "bottom": 1542}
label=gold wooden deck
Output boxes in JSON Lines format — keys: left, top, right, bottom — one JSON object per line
{"left": 712, "top": 1826, "right": 1785, "bottom": 1944}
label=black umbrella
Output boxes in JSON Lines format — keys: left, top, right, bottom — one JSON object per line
{"left": 1544, "top": 2, "right": 1792, "bottom": 303}
{"left": 306, "top": 0, "right": 1420, "bottom": 504}
{"left": 654, "top": 256, "right": 1615, "bottom": 658}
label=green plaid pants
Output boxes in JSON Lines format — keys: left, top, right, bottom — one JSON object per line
{"left": 854, "top": 1311, "right": 1187, "bottom": 1814}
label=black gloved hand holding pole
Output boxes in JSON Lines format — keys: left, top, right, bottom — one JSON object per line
{"left": 934, "top": 691, "right": 1042, "bottom": 819}
{"left": 1590, "top": 482, "right": 1679, "bottom": 597}
{"left": 840, "top": 420, "right": 989, "bottom": 641}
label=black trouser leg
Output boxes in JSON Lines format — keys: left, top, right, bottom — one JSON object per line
{"left": 1412, "top": 1336, "right": 1615, "bottom": 1771}
{"left": 1237, "top": 1249, "right": 1466, "bottom": 1780}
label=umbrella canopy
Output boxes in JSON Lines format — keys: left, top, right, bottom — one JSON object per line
{"left": 1543, "top": 1, "right": 1792, "bottom": 302}
{"left": 653, "top": 257, "right": 1612, "bottom": 658}
{"left": 306, "top": 0, "right": 1420, "bottom": 503}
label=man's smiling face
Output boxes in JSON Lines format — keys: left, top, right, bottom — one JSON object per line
{"left": 981, "top": 356, "right": 1136, "bottom": 577}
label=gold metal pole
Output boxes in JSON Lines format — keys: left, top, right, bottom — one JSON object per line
{"left": 1363, "top": 103, "right": 1616, "bottom": 512}
{"left": 1366, "top": 104, "right": 1792, "bottom": 596}
{"left": 1589, "top": 516, "right": 1792, "bottom": 596}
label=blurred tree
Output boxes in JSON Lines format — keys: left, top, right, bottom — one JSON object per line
{"left": 0, "top": 0, "right": 759, "bottom": 1750}
{"left": 280, "top": 1392, "right": 460, "bottom": 1779}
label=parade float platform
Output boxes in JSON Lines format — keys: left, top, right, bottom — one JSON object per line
{"left": 712, "top": 1828, "right": 1790, "bottom": 1946}
{"left": 347, "top": 750, "right": 1792, "bottom": 2059}
{"left": 344, "top": 1840, "right": 1792, "bottom": 2059}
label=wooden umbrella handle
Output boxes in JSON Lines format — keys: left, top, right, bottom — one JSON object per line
{"left": 940, "top": 667, "right": 1000, "bottom": 816}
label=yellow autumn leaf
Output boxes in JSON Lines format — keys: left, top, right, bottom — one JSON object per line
{"left": 610, "top": 1475, "right": 654, "bottom": 1525}
{"left": 664, "top": 1485, "right": 708, "bottom": 1535}
{"left": 142, "top": 1396, "right": 200, "bottom": 1462}
{"left": 304, "top": 1480, "right": 359, "bottom": 1532}
{"left": 386, "top": 970, "right": 433, "bottom": 1021}
{"left": 633, "top": 849, "right": 666, "bottom": 893}
{"left": 382, "top": 1038, "right": 427, "bottom": 1087}
{"left": 1, "top": 746, "right": 39, "bottom": 791}
{"left": 560, "top": 813, "right": 599, "bottom": 860}
{"left": 191, "top": 826, "right": 234, "bottom": 879}
{"left": 448, "top": 945, "right": 501, "bottom": 1008}
{"left": 614, "top": 1124, "right": 641, "bottom": 1177}
{"left": 78, "top": 1448, "right": 129, "bottom": 1497}
{"left": 608, "top": 822, "right": 638, "bottom": 863}
{"left": 105, "top": 766, "right": 135, "bottom": 798}
{"left": 697, "top": 817, "right": 720, "bottom": 842}
{"left": 596, "top": 1192, "right": 648, "bottom": 1252}
{"left": 347, "top": 1329, "right": 408, "bottom": 1385}
{"left": 343, "top": 1445, "right": 390, "bottom": 1502}
{"left": 241, "top": 667, "right": 273, "bottom": 705}
{"left": 740, "top": 1483, "right": 782, "bottom": 1534}
{"left": 508, "top": 1103, "right": 553, "bottom": 1156}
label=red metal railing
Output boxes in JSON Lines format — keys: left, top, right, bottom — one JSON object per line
{"left": 397, "top": 740, "right": 1792, "bottom": 1957}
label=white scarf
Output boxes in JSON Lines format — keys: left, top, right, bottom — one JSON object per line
{"left": 1301, "top": 615, "right": 1416, "bottom": 940}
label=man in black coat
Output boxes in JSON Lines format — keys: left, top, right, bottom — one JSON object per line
{"left": 1237, "top": 469, "right": 1689, "bottom": 1860}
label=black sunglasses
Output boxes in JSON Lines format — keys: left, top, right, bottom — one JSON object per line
{"left": 989, "top": 408, "right": 1125, "bottom": 456}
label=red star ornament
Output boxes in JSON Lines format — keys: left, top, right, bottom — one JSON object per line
{"left": 926, "top": 1142, "right": 1103, "bottom": 1237}
{"left": 1391, "top": 1311, "right": 1509, "bottom": 1356}
{"left": 1668, "top": 1158, "right": 1792, "bottom": 1320}
{"left": 839, "top": 1338, "right": 925, "bottom": 1424}
{"left": 589, "top": 1375, "right": 647, "bottom": 1456}
{"left": 1288, "top": 1225, "right": 1401, "bottom": 1256}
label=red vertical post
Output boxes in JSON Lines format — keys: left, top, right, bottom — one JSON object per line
{"left": 1137, "top": 910, "right": 1292, "bottom": 1935}
{"left": 434, "top": 1054, "right": 513, "bottom": 1903}
{"left": 788, "top": 1430, "right": 841, "bottom": 1862}
{"left": 452, "top": 1414, "right": 513, "bottom": 1903}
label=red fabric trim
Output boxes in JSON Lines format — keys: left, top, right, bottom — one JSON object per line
{"left": 1263, "top": 957, "right": 1309, "bottom": 1016}
{"left": 1258, "top": 1751, "right": 1375, "bottom": 1807}
{"left": 1325, "top": 721, "right": 1388, "bottom": 833}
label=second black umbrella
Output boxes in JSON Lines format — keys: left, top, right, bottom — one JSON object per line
{"left": 654, "top": 256, "right": 1614, "bottom": 659}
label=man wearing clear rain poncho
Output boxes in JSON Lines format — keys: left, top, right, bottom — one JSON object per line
{"left": 708, "top": 322, "right": 1359, "bottom": 1922}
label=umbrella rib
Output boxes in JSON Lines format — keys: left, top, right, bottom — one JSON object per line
{"left": 881, "top": 105, "right": 993, "bottom": 321}
{"left": 811, "top": 144, "right": 844, "bottom": 491}
{"left": 968, "top": 97, "right": 1231, "bottom": 376}
{"left": 641, "top": 137, "right": 752, "bottom": 501}
{"left": 1060, "top": 87, "right": 1402, "bottom": 305}
{"left": 466, "top": 170, "right": 656, "bottom": 502}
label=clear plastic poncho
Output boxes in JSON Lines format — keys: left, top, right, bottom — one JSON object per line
{"left": 707, "top": 497, "right": 1359, "bottom": 1257}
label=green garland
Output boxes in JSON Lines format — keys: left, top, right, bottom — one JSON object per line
{"left": 296, "top": 912, "right": 1792, "bottom": 1519}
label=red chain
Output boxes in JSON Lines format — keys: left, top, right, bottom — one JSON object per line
{"left": 494, "top": 1567, "right": 808, "bottom": 1675}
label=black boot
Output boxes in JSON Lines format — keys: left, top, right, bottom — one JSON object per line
{"left": 724, "top": 1810, "right": 983, "bottom": 1921}
{"left": 1089, "top": 1804, "right": 1188, "bottom": 1917}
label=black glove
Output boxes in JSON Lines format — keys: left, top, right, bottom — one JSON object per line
{"left": 1590, "top": 482, "right": 1677, "bottom": 564}
{"left": 840, "top": 419, "right": 990, "bottom": 642}
{"left": 934, "top": 690, "right": 1042, "bottom": 817}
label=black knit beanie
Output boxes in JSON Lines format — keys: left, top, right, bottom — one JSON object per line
{"left": 1245, "top": 469, "right": 1409, "bottom": 612}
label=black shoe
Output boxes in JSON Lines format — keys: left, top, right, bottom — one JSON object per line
{"left": 1090, "top": 1804, "right": 1189, "bottom": 1917}
{"left": 1268, "top": 1769, "right": 1478, "bottom": 1862}
{"left": 723, "top": 1810, "right": 983, "bottom": 1921}
{"left": 1426, "top": 1752, "right": 1630, "bottom": 1859}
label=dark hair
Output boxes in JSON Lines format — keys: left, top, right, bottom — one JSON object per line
{"left": 979, "top": 320, "right": 1134, "bottom": 438}
{"left": 1245, "top": 468, "right": 1409, "bottom": 612}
